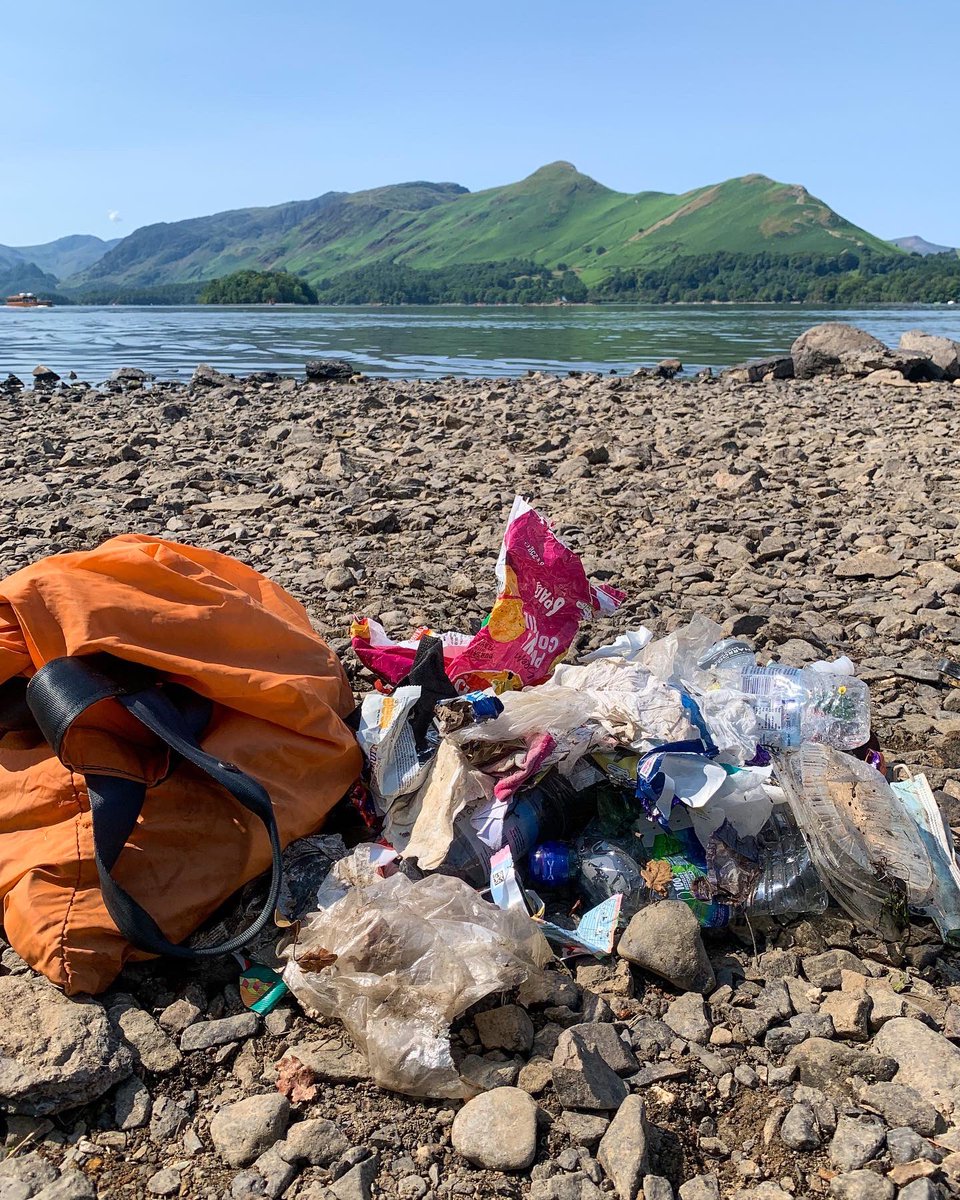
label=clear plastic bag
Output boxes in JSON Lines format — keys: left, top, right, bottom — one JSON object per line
{"left": 282, "top": 865, "right": 552, "bottom": 1098}
{"left": 776, "top": 744, "right": 934, "bottom": 939}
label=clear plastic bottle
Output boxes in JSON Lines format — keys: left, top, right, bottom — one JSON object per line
{"left": 576, "top": 837, "right": 648, "bottom": 919}
{"left": 699, "top": 639, "right": 871, "bottom": 751}
{"left": 747, "top": 808, "right": 828, "bottom": 917}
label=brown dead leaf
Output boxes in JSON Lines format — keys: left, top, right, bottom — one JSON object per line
{"left": 275, "top": 1055, "right": 318, "bottom": 1104}
{"left": 296, "top": 947, "right": 338, "bottom": 973}
{"left": 640, "top": 859, "right": 673, "bottom": 897}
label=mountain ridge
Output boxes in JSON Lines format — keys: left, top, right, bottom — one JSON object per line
{"left": 64, "top": 164, "right": 900, "bottom": 290}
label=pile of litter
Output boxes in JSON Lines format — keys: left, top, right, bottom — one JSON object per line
{"left": 266, "top": 497, "right": 960, "bottom": 1100}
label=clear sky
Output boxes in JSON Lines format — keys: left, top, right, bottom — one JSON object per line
{"left": 3, "top": 0, "right": 958, "bottom": 247}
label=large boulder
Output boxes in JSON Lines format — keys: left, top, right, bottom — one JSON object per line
{"left": 790, "top": 323, "right": 890, "bottom": 380}
{"left": 305, "top": 358, "right": 354, "bottom": 382}
{"left": 0, "top": 975, "right": 134, "bottom": 1115}
{"left": 618, "top": 901, "right": 715, "bottom": 994}
{"left": 899, "top": 330, "right": 960, "bottom": 379}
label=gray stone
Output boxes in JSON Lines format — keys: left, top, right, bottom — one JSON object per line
{"left": 0, "top": 1152, "right": 58, "bottom": 1198}
{"left": 518, "top": 1056, "right": 554, "bottom": 1094}
{"left": 475, "top": 1004, "right": 535, "bottom": 1054}
{"left": 786, "top": 1037, "right": 897, "bottom": 1101}
{"left": 33, "top": 1173, "right": 96, "bottom": 1200}
{"left": 820, "top": 990, "right": 871, "bottom": 1041}
{"left": 553, "top": 1028, "right": 629, "bottom": 1110}
{"left": 663, "top": 992, "right": 712, "bottom": 1044}
{"left": 677, "top": 1174, "right": 720, "bottom": 1200}
{"left": 146, "top": 1167, "right": 182, "bottom": 1196}
{"left": 305, "top": 358, "right": 353, "bottom": 382}
{"left": 325, "top": 1152, "right": 379, "bottom": 1200}
{"left": 281, "top": 1117, "right": 350, "bottom": 1166}
{"left": 149, "top": 1095, "right": 191, "bottom": 1143}
{"left": 629, "top": 1018, "right": 674, "bottom": 1060}
{"left": 828, "top": 1115, "right": 886, "bottom": 1171}
{"left": 801, "top": 949, "right": 869, "bottom": 989}
{"left": 251, "top": 1145, "right": 298, "bottom": 1198}
{"left": 872, "top": 1018, "right": 960, "bottom": 1116}
{"left": 597, "top": 1095, "right": 650, "bottom": 1200}
{"left": 114, "top": 1075, "right": 152, "bottom": 1130}
{"left": 779, "top": 1101, "right": 822, "bottom": 1150}
{"left": 180, "top": 1012, "right": 260, "bottom": 1051}
{"left": 530, "top": 1173, "right": 603, "bottom": 1200}
{"left": 563, "top": 1023, "right": 639, "bottom": 1075}
{"left": 793, "top": 1085, "right": 837, "bottom": 1135}
{"left": 618, "top": 901, "right": 715, "bottom": 994}
{"left": 900, "top": 330, "right": 960, "bottom": 379}
{"left": 790, "top": 322, "right": 889, "bottom": 379}
{"left": 0, "top": 975, "right": 134, "bottom": 1115}
{"left": 828, "top": 1170, "right": 895, "bottom": 1200}
{"left": 643, "top": 1179, "right": 675, "bottom": 1200}
{"left": 158, "top": 997, "right": 202, "bottom": 1034}
{"left": 857, "top": 1080, "right": 943, "bottom": 1137}
{"left": 458, "top": 1053, "right": 522, "bottom": 1091}
{"left": 885, "top": 1126, "right": 940, "bottom": 1165}
{"left": 109, "top": 1000, "right": 182, "bottom": 1073}
{"left": 279, "top": 1040, "right": 368, "bottom": 1083}
{"left": 561, "top": 1112, "right": 610, "bottom": 1153}
{"left": 896, "top": 1180, "right": 939, "bottom": 1200}
{"left": 210, "top": 1093, "right": 291, "bottom": 1168}
{"left": 451, "top": 1086, "right": 538, "bottom": 1171}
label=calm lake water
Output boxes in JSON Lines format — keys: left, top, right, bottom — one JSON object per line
{"left": 2, "top": 304, "right": 959, "bottom": 381}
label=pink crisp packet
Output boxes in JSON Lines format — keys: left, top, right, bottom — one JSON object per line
{"left": 351, "top": 497, "right": 625, "bottom": 693}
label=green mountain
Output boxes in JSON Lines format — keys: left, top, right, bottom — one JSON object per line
{"left": 68, "top": 163, "right": 897, "bottom": 290}
{"left": 13, "top": 234, "right": 121, "bottom": 280}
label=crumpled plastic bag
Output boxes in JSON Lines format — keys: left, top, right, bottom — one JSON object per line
{"left": 351, "top": 496, "right": 625, "bottom": 693}
{"left": 282, "top": 864, "right": 552, "bottom": 1099}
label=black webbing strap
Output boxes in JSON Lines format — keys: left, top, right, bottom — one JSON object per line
{"left": 26, "top": 653, "right": 283, "bottom": 959}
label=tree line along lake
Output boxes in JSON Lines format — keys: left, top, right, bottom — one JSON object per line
{"left": 1, "top": 303, "right": 959, "bottom": 382}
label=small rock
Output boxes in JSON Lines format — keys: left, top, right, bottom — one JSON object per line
{"left": 597, "top": 1095, "right": 650, "bottom": 1200}
{"left": 448, "top": 572, "right": 477, "bottom": 599}
{"left": 451, "top": 1087, "right": 538, "bottom": 1171}
{"left": 33, "top": 1172, "right": 96, "bottom": 1200}
{"left": 819, "top": 990, "right": 870, "bottom": 1041}
{"left": 114, "top": 1075, "right": 152, "bottom": 1130}
{"left": 643, "top": 1179, "right": 675, "bottom": 1200}
{"left": 801, "top": 950, "right": 868, "bottom": 990}
{"left": 872, "top": 1017, "right": 960, "bottom": 1115}
{"left": 305, "top": 358, "right": 353, "bottom": 382}
{"left": 828, "top": 1115, "right": 886, "bottom": 1171}
{"left": 553, "top": 1028, "right": 629, "bottom": 1110}
{"left": 885, "top": 1126, "right": 940, "bottom": 1165}
{"left": 158, "top": 998, "right": 202, "bottom": 1034}
{"left": 828, "top": 1169, "right": 895, "bottom": 1200}
{"left": 561, "top": 1023, "right": 638, "bottom": 1076}
{"left": 518, "top": 1057, "right": 554, "bottom": 1095}
{"left": 210, "top": 1093, "right": 290, "bottom": 1168}
{"left": 324, "top": 566, "right": 357, "bottom": 593}
{"left": 561, "top": 1112, "right": 610, "bottom": 1153}
{"left": 281, "top": 1117, "right": 350, "bottom": 1166}
{"left": 325, "top": 1151, "right": 379, "bottom": 1200}
{"left": 149, "top": 1095, "right": 191, "bottom": 1143}
{"left": 678, "top": 1174, "right": 720, "bottom": 1200}
{"left": 146, "top": 1167, "right": 181, "bottom": 1196}
{"left": 664, "top": 992, "right": 712, "bottom": 1044}
{"left": 475, "top": 1004, "right": 535, "bottom": 1053}
{"left": 109, "top": 1000, "right": 182, "bottom": 1073}
{"left": 180, "top": 1012, "right": 260, "bottom": 1051}
{"left": 459, "top": 1053, "right": 522, "bottom": 1091}
{"left": 786, "top": 1038, "right": 897, "bottom": 1101}
{"left": 857, "top": 1080, "right": 943, "bottom": 1137}
{"left": 618, "top": 901, "right": 715, "bottom": 994}
{"left": 896, "top": 1180, "right": 939, "bottom": 1200}
{"left": 779, "top": 1101, "right": 822, "bottom": 1151}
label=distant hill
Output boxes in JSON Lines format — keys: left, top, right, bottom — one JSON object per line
{"left": 890, "top": 235, "right": 957, "bottom": 257}
{"left": 68, "top": 164, "right": 896, "bottom": 290}
{"left": 12, "top": 234, "right": 121, "bottom": 280}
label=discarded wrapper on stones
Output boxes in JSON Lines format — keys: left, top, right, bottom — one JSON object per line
{"left": 278, "top": 496, "right": 960, "bottom": 1098}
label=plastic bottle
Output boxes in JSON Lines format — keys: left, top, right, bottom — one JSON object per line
{"left": 699, "top": 639, "right": 871, "bottom": 751}
{"left": 576, "top": 837, "right": 648, "bottom": 919}
{"left": 529, "top": 841, "right": 579, "bottom": 887}
{"left": 746, "top": 809, "right": 828, "bottom": 917}
{"left": 441, "top": 772, "right": 598, "bottom": 887}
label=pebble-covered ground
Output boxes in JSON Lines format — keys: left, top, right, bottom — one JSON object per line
{"left": 1, "top": 360, "right": 960, "bottom": 1200}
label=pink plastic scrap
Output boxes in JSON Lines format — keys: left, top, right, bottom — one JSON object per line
{"left": 351, "top": 497, "right": 625, "bottom": 694}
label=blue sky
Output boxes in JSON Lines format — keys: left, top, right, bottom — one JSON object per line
{"left": 3, "top": 0, "right": 957, "bottom": 247}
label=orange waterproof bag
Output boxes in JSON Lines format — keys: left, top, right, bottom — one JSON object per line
{"left": 0, "top": 535, "right": 362, "bottom": 995}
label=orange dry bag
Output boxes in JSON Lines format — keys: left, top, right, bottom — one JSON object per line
{"left": 0, "top": 535, "right": 362, "bottom": 995}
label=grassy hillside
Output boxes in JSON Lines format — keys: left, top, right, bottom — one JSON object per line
{"left": 13, "top": 234, "right": 121, "bottom": 280}
{"left": 68, "top": 163, "right": 898, "bottom": 290}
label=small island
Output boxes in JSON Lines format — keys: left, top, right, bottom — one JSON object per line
{"left": 198, "top": 269, "right": 318, "bottom": 305}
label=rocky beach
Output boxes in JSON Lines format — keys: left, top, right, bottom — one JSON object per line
{"left": 2, "top": 322, "right": 960, "bottom": 1200}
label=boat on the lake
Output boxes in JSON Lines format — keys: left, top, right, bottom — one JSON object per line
{"left": 5, "top": 292, "right": 52, "bottom": 308}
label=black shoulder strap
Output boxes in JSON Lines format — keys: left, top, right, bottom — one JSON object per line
{"left": 26, "top": 653, "right": 283, "bottom": 960}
